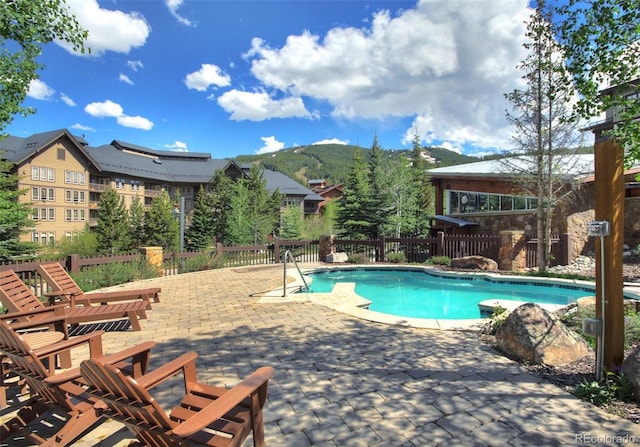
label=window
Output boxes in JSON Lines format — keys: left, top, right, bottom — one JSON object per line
{"left": 115, "top": 178, "right": 126, "bottom": 189}
{"left": 66, "top": 209, "right": 72, "bottom": 221}
{"left": 65, "top": 170, "right": 85, "bottom": 185}
{"left": 449, "top": 190, "right": 538, "bottom": 214}
{"left": 57, "top": 148, "right": 65, "bottom": 160}
{"left": 31, "top": 166, "right": 55, "bottom": 182}
{"left": 48, "top": 208, "right": 55, "bottom": 220}
{"left": 32, "top": 187, "right": 39, "bottom": 200}
{"left": 48, "top": 188, "right": 54, "bottom": 201}
{"left": 130, "top": 180, "right": 140, "bottom": 191}
{"left": 32, "top": 208, "right": 39, "bottom": 220}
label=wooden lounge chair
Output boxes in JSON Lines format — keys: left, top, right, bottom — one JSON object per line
{"left": 0, "top": 321, "right": 155, "bottom": 446}
{"left": 37, "top": 262, "right": 160, "bottom": 310}
{"left": 0, "top": 269, "right": 148, "bottom": 331}
{"left": 80, "top": 352, "right": 275, "bottom": 447}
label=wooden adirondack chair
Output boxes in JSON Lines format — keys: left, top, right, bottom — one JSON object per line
{"left": 80, "top": 352, "right": 274, "bottom": 447}
{"left": 0, "top": 321, "right": 155, "bottom": 446}
{"left": 0, "top": 269, "right": 148, "bottom": 331}
{"left": 0, "top": 309, "right": 71, "bottom": 408}
{"left": 38, "top": 262, "right": 160, "bottom": 310}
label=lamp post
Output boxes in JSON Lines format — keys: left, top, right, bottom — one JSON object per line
{"left": 172, "top": 197, "right": 185, "bottom": 253}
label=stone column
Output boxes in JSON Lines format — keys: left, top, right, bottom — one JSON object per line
{"left": 499, "top": 230, "right": 527, "bottom": 272}
{"left": 318, "top": 235, "right": 335, "bottom": 262}
{"left": 141, "top": 246, "right": 164, "bottom": 276}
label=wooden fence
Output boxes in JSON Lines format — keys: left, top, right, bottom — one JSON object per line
{"left": 0, "top": 232, "right": 569, "bottom": 297}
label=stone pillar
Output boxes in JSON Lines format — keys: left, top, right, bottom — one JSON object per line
{"left": 141, "top": 246, "right": 164, "bottom": 276}
{"left": 499, "top": 230, "right": 527, "bottom": 272}
{"left": 318, "top": 235, "right": 335, "bottom": 262}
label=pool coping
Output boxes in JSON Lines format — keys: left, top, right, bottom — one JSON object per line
{"left": 258, "top": 264, "right": 640, "bottom": 331}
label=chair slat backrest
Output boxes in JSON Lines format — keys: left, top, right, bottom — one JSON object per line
{"left": 38, "top": 263, "right": 83, "bottom": 297}
{"left": 0, "top": 322, "right": 71, "bottom": 410}
{"left": 0, "top": 270, "right": 44, "bottom": 317}
{"left": 80, "top": 359, "right": 177, "bottom": 442}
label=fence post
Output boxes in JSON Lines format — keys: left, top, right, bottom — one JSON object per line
{"left": 378, "top": 234, "right": 386, "bottom": 262}
{"left": 67, "top": 254, "right": 80, "bottom": 273}
{"left": 436, "top": 232, "right": 445, "bottom": 257}
{"left": 560, "top": 233, "right": 571, "bottom": 266}
{"left": 274, "top": 237, "right": 281, "bottom": 263}
{"left": 140, "top": 246, "right": 164, "bottom": 276}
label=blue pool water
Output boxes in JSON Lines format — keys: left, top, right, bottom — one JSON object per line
{"left": 305, "top": 268, "right": 595, "bottom": 320}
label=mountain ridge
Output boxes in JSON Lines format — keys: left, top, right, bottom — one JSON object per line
{"left": 232, "top": 144, "right": 479, "bottom": 186}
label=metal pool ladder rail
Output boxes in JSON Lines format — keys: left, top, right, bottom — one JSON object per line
{"left": 283, "top": 250, "right": 310, "bottom": 297}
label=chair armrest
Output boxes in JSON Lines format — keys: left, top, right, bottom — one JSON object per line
{"left": 46, "top": 341, "right": 157, "bottom": 384}
{"left": 42, "top": 290, "right": 76, "bottom": 306}
{"left": 0, "top": 304, "right": 67, "bottom": 319}
{"left": 135, "top": 352, "right": 199, "bottom": 390}
{"left": 6, "top": 313, "right": 69, "bottom": 337}
{"left": 32, "top": 330, "right": 105, "bottom": 359}
{"left": 172, "top": 366, "right": 275, "bottom": 437}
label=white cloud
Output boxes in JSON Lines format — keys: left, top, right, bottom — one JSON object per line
{"left": 164, "top": 141, "right": 189, "bottom": 152}
{"left": 60, "top": 93, "right": 76, "bottom": 107}
{"left": 84, "top": 99, "right": 153, "bottom": 130}
{"left": 27, "top": 79, "right": 55, "bottom": 100}
{"left": 127, "top": 60, "right": 144, "bottom": 72}
{"left": 85, "top": 100, "right": 123, "bottom": 118}
{"left": 217, "top": 90, "right": 311, "bottom": 121}
{"left": 256, "top": 136, "right": 285, "bottom": 154}
{"left": 116, "top": 115, "right": 154, "bottom": 130}
{"left": 71, "top": 123, "right": 95, "bottom": 132}
{"left": 61, "top": 0, "right": 151, "bottom": 56}
{"left": 166, "top": 0, "right": 194, "bottom": 26}
{"left": 312, "top": 138, "right": 348, "bottom": 145}
{"left": 119, "top": 74, "right": 134, "bottom": 85}
{"left": 184, "top": 64, "right": 231, "bottom": 91}
{"left": 242, "top": 0, "right": 532, "bottom": 151}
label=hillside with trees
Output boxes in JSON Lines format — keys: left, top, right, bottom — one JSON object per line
{"left": 233, "top": 144, "right": 478, "bottom": 185}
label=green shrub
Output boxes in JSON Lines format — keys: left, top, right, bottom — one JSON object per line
{"left": 427, "top": 256, "right": 451, "bottom": 266}
{"left": 71, "top": 260, "right": 159, "bottom": 292}
{"left": 624, "top": 311, "right": 640, "bottom": 348}
{"left": 346, "top": 253, "right": 370, "bottom": 264}
{"left": 573, "top": 372, "right": 637, "bottom": 406}
{"left": 386, "top": 252, "right": 407, "bottom": 264}
{"left": 179, "top": 253, "right": 218, "bottom": 273}
{"left": 574, "top": 380, "right": 613, "bottom": 406}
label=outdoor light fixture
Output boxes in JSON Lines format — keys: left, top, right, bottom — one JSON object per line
{"left": 585, "top": 220, "right": 610, "bottom": 381}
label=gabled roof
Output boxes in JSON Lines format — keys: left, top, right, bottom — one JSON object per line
{"left": 1, "top": 129, "right": 99, "bottom": 168}
{"left": 111, "top": 140, "right": 211, "bottom": 161}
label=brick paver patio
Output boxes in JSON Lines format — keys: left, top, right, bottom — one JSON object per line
{"left": 3, "top": 264, "right": 639, "bottom": 446}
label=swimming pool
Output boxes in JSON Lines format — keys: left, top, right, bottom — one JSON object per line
{"left": 305, "top": 267, "right": 596, "bottom": 320}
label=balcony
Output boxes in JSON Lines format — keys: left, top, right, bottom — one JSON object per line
{"left": 145, "top": 189, "right": 162, "bottom": 198}
{"left": 89, "top": 182, "right": 108, "bottom": 192}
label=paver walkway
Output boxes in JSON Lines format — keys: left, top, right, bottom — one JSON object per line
{"left": 2, "top": 264, "right": 639, "bottom": 446}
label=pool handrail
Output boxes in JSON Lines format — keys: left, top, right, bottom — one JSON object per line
{"left": 283, "top": 250, "right": 310, "bottom": 297}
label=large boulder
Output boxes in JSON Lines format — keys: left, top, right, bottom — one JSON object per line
{"left": 495, "top": 302, "right": 591, "bottom": 366}
{"left": 325, "top": 252, "right": 348, "bottom": 263}
{"left": 450, "top": 255, "right": 498, "bottom": 271}
{"left": 621, "top": 336, "right": 640, "bottom": 402}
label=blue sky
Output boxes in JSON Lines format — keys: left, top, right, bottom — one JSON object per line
{"left": 7, "top": 0, "right": 538, "bottom": 158}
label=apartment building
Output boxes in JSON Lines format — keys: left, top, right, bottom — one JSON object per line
{"left": 1, "top": 129, "right": 323, "bottom": 246}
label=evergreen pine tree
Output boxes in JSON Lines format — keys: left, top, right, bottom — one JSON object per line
{"left": 409, "top": 134, "right": 434, "bottom": 236}
{"left": 336, "top": 147, "right": 374, "bottom": 239}
{"left": 368, "top": 134, "right": 392, "bottom": 238}
{"left": 146, "top": 190, "right": 179, "bottom": 251}
{"left": 129, "top": 195, "right": 146, "bottom": 250}
{"left": 0, "top": 155, "right": 38, "bottom": 258}
{"left": 209, "top": 170, "right": 235, "bottom": 244}
{"left": 95, "top": 188, "right": 131, "bottom": 254}
{"left": 279, "top": 205, "right": 303, "bottom": 240}
{"left": 244, "top": 165, "right": 281, "bottom": 244}
{"left": 185, "top": 185, "right": 215, "bottom": 251}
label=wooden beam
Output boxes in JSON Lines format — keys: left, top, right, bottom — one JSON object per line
{"left": 594, "top": 134, "right": 625, "bottom": 371}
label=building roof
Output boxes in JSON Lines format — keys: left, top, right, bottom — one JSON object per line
{"left": 427, "top": 154, "right": 595, "bottom": 179}
{"left": 1, "top": 129, "right": 321, "bottom": 199}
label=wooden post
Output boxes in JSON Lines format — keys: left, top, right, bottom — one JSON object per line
{"left": 594, "top": 134, "right": 625, "bottom": 372}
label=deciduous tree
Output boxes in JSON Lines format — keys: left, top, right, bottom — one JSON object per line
{"left": 505, "top": 1, "right": 585, "bottom": 271}
{"left": 0, "top": 0, "right": 88, "bottom": 132}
